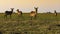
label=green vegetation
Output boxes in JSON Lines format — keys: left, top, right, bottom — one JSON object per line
{"left": 0, "top": 13, "right": 60, "bottom": 34}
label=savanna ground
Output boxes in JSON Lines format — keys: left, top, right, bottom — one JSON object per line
{"left": 0, "top": 13, "right": 60, "bottom": 34}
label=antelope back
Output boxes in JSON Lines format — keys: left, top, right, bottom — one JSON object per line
{"left": 30, "top": 11, "right": 36, "bottom": 16}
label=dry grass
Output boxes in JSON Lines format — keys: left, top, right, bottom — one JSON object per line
{"left": 0, "top": 13, "right": 60, "bottom": 34}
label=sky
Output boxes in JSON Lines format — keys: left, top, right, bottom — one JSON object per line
{"left": 0, "top": 0, "right": 60, "bottom": 13}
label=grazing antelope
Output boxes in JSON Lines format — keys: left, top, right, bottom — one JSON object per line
{"left": 4, "top": 8, "right": 14, "bottom": 18}
{"left": 16, "top": 9, "right": 22, "bottom": 17}
{"left": 30, "top": 7, "right": 38, "bottom": 20}
{"left": 54, "top": 10, "right": 57, "bottom": 16}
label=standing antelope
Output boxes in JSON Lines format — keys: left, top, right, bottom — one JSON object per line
{"left": 16, "top": 9, "right": 22, "bottom": 17}
{"left": 30, "top": 7, "right": 38, "bottom": 20}
{"left": 4, "top": 8, "right": 14, "bottom": 18}
{"left": 34, "top": 7, "right": 38, "bottom": 14}
{"left": 54, "top": 10, "right": 57, "bottom": 16}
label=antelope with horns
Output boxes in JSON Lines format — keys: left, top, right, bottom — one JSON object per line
{"left": 16, "top": 9, "right": 22, "bottom": 17}
{"left": 4, "top": 8, "right": 14, "bottom": 18}
{"left": 30, "top": 7, "right": 38, "bottom": 20}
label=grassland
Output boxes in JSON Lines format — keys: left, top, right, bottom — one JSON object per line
{"left": 0, "top": 13, "right": 60, "bottom": 34}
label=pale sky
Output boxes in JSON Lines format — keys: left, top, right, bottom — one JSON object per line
{"left": 0, "top": 0, "right": 60, "bottom": 13}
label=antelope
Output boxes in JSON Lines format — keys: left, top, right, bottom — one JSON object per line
{"left": 4, "top": 8, "right": 14, "bottom": 18}
{"left": 16, "top": 9, "right": 22, "bottom": 17}
{"left": 30, "top": 11, "right": 36, "bottom": 20}
{"left": 30, "top": 7, "right": 38, "bottom": 20}
{"left": 54, "top": 10, "right": 57, "bottom": 16}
